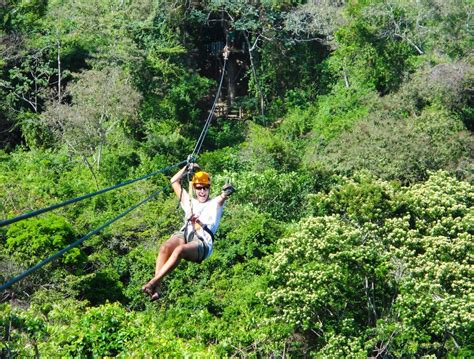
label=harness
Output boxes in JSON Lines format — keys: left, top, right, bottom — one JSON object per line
{"left": 182, "top": 204, "right": 214, "bottom": 262}
{"left": 182, "top": 201, "right": 215, "bottom": 243}
{"left": 183, "top": 222, "right": 214, "bottom": 243}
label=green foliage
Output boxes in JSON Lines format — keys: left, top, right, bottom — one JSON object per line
{"left": 358, "top": 0, "right": 473, "bottom": 59}
{"left": 71, "top": 269, "right": 126, "bottom": 306}
{"left": 0, "top": 148, "right": 73, "bottom": 218}
{"left": 267, "top": 172, "right": 473, "bottom": 356}
{"left": 240, "top": 123, "right": 302, "bottom": 171}
{"left": 277, "top": 106, "right": 313, "bottom": 141}
{"left": 60, "top": 303, "right": 136, "bottom": 357}
{"left": 100, "top": 150, "right": 141, "bottom": 184}
{"left": 217, "top": 204, "right": 284, "bottom": 265}
{"left": 268, "top": 215, "right": 390, "bottom": 334}
{"left": 0, "top": 0, "right": 47, "bottom": 33}
{"left": 309, "top": 84, "right": 377, "bottom": 141}
{"left": 312, "top": 104, "right": 473, "bottom": 184}
{"left": 328, "top": 9, "right": 415, "bottom": 94}
{"left": 142, "top": 257, "right": 285, "bottom": 357}
{"left": 118, "top": 245, "right": 157, "bottom": 309}
{"left": 1, "top": 1, "right": 472, "bottom": 357}
{"left": 5, "top": 214, "right": 83, "bottom": 268}
{"left": 398, "top": 60, "right": 474, "bottom": 130}
{"left": 199, "top": 146, "right": 242, "bottom": 175}
{"left": 41, "top": 66, "right": 142, "bottom": 179}
{"left": 0, "top": 303, "right": 47, "bottom": 357}
{"left": 142, "top": 118, "right": 191, "bottom": 161}
{"left": 225, "top": 168, "right": 322, "bottom": 221}
{"left": 257, "top": 38, "right": 327, "bottom": 113}
{"left": 130, "top": 12, "right": 214, "bottom": 153}
{"left": 140, "top": 72, "right": 212, "bottom": 160}
{"left": 307, "top": 172, "right": 397, "bottom": 225}
{"left": 307, "top": 58, "right": 473, "bottom": 184}
{"left": 206, "top": 117, "right": 247, "bottom": 150}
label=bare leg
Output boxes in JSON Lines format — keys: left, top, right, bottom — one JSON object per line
{"left": 145, "top": 241, "right": 201, "bottom": 292}
{"left": 142, "top": 235, "right": 184, "bottom": 298}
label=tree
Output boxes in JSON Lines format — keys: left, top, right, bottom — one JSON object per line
{"left": 362, "top": 0, "right": 473, "bottom": 57}
{"left": 284, "top": 0, "right": 346, "bottom": 45}
{"left": 307, "top": 61, "right": 474, "bottom": 184}
{"left": 41, "top": 67, "right": 141, "bottom": 182}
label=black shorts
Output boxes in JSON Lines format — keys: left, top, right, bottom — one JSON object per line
{"left": 173, "top": 231, "right": 209, "bottom": 263}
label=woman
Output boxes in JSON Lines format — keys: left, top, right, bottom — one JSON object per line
{"left": 142, "top": 164, "right": 234, "bottom": 301}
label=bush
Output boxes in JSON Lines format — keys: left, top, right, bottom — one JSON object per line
{"left": 0, "top": 149, "right": 75, "bottom": 218}
{"left": 306, "top": 172, "right": 398, "bottom": 225}
{"left": 206, "top": 117, "right": 247, "bottom": 150}
{"left": 5, "top": 215, "right": 83, "bottom": 268}
{"left": 267, "top": 171, "right": 473, "bottom": 356}
{"left": 309, "top": 84, "right": 377, "bottom": 142}
{"left": 311, "top": 105, "right": 473, "bottom": 184}
{"left": 239, "top": 123, "right": 302, "bottom": 172}
{"left": 71, "top": 269, "right": 126, "bottom": 306}
{"left": 37, "top": 301, "right": 220, "bottom": 357}
{"left": 221, "top": 169, "right": 321, "bottom": 222}
{"left": 118, "top": 245, "right": 157, "bottom": 310}
{"left": 199, "top": 146, "right": 242, "bottom": 175}
{"left": 328, "top": 13, "right": 415, "bottom": 94}
{"left": 0, "top": 303, "right": 47, "bottom": 358}
{"left": 267, "top": 215, "right": 391, "bottom": 346}
{"left": 216, "top": 204, "right": 284, "bottom": 265}
{"left": 399, "top": 60, "right": 474, "bottom": 131}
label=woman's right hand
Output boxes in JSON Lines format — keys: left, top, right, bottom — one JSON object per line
{"left": 187, "top": 163, "right": 201, "bottom": 173}
{"left": 189, "top": 214, "right": 201, "bottom": 225}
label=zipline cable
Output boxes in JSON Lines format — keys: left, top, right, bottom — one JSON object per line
{"left": 0, "top": 183, "right": 174, "bottom": 291}
{"left": 193, "top": 58, "right": 227, "bottom": 156}
{"left": 0, "top": 159, "right": 187, "bottom": 228}
{"left": 192, "top": 48, "right": 229, "bottom": 157}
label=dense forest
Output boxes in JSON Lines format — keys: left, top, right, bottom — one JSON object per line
{"left": 0, "top": 0, "right": 473, "bottom": 357}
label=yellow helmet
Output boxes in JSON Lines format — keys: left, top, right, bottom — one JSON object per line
{"left": 192, "top": 171, "right": 211, "bottom": 186}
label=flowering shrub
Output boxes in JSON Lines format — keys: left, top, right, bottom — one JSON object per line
{"left": 267, "top": 171, "right": 473, "bottom": 356}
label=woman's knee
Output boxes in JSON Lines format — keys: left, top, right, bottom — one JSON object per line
{"left": 159, "top": 242, "right": 176, "bottom": 256}
{"left": 160, "top": 235, "right": 184, "bottom": 254}
{"left": 173, "top": 244, "right": 186, "bottom": 258}
{"left": 176, "top": 243, "right": 201, "bottom": 262}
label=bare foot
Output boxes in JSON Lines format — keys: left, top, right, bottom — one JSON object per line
{"left": 142, "top": 280, "right": 161, "bottom": 299}
{"left": 150, "top": 283, "right": 161, "bottom": 302}
{"left": 141, "top": 284, "right": 154, "bottom": 297}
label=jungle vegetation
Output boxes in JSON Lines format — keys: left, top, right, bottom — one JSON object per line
{"left": 0, "top": 0, "right": 473, "bottom": 357}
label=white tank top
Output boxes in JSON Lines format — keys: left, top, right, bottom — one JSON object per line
{"left": 179, "top": 191, "right": 225, "bottom": 238}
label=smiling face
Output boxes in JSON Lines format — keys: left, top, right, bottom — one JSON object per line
{"left": 194, "top": 184, "right": 210, "bottom": 203}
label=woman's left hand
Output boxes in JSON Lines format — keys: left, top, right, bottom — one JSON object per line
{"left": 189, "top": 214, "right": 201, "bottom": 225}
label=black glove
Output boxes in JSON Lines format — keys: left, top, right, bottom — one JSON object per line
{"left": 186, "top": 162, "right": 201, "bottom": 175}
{"left": 222, "top": 183, "right": 235, "bottom": 197}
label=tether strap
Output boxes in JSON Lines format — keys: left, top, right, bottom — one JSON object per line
{"left": 183, "top": 221, "right": 214, "bottom": 243}
{"left": 202, "top": 225, "right": 214, "bottom": 241}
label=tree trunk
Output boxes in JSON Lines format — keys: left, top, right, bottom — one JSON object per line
{"left": 226, "top": 59, "right": 237, "bottom": 107}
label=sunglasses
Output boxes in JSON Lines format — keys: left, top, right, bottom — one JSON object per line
{"left": 194, "top": 185, "right": 210, "bottom": 191}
